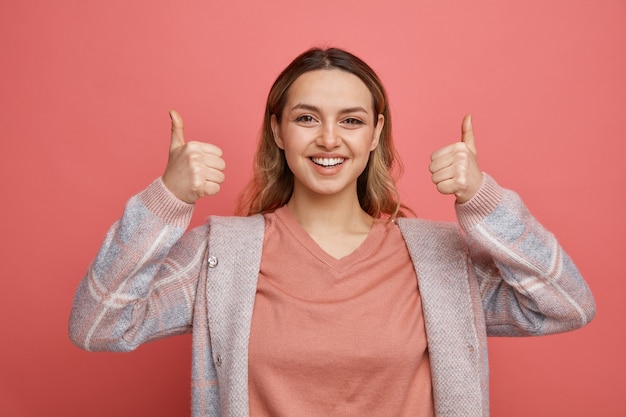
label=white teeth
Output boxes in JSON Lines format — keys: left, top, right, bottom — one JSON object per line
{"left": 311, "top": 157, "right": 344, "bottom": 167}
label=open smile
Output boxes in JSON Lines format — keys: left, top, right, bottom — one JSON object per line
{"left": 310, "top": 157, "right": 345, "bottom": 167}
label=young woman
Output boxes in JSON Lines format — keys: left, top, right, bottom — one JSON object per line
{"left": 69, "top": 47, "right": 596, "bottom": 417}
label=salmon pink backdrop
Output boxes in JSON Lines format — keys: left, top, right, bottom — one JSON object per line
{"left": 1, "top": 0, "right": 624, "bottom": 416}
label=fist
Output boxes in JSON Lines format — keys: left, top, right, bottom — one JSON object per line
{"left": 162, "top": 110, "right": 226, "bottom": 203}
{"left": 429, "top": 114, "right": 483, "bottom": 203}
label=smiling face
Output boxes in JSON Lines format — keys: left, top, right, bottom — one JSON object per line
{"left": 271, "top": 69, "right": 384, "bottom": 202}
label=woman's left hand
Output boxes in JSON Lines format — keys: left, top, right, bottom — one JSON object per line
{"left": 429, "top": 114, "right": 483, "bottom": 203}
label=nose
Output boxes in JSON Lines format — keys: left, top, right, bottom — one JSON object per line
{"left": 316, "top": 123, "right": 341, "bottom": 149}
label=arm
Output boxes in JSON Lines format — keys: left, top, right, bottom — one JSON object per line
{"left": 69, "top": 178, "right": 206, "bottom": 351}
{"left": 456, "top": 174, "right": 596, "bottom": 336}
{"left": 69, "top": 110, "right": 226, "bottom": 351}
{"left": 431, "top": 115, "right": 595, "bottom": 336}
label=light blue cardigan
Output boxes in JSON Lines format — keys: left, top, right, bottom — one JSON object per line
{"left": 70, "top": 174, "right": 596, "bottom": 416}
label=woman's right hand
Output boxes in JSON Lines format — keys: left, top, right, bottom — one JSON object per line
{"left": 162, "top": 110, "right": 226, "bottom": 203}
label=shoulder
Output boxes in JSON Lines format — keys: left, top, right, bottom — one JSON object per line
{"left": 204, "top": 214, "right": 266, "bottom": 246}
{"left": 207, "top": 214, "right": 265, "bottom": 229}
{"left": 396, "top": 217, "right": 460, "bottom": 236}
{"left": 396, "top": 218, "right": 467, "bottom": 256}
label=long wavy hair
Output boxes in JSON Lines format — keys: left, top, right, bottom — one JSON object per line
{"left": 237, "top": 47, "right": 409, "bottom": 219}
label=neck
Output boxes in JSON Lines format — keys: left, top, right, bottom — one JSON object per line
{"left": 286, "top": 188, "right": 373, "bottom": 236}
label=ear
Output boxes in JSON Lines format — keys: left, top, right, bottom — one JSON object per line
{"left": 370, "top": 114, "right": 385, "bottom": 151}
{"left": 270, "top": 114, "right": 284, "bottom": 149}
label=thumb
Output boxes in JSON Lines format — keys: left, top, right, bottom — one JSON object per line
{"left": 461, "top": 114, "right": 476, "bottom": 155}
{"left": 169, "top": 109, "right": 185, "bottom": 151}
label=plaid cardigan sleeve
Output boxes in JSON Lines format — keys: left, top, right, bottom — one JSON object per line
{"left": 455, "top": 174, "right": 596, "bottom": 336}
{"left": 69, "top": 178, "right": 208, "bottom": 352}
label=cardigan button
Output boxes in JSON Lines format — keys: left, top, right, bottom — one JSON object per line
{"left": 215, "top": 354, "right": 222, "bottom": 366}
{"left": 208, "top": 256, "right": 218, "bottom": 268}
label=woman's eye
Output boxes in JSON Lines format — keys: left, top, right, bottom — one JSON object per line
{"left": 343, "top": 118, "right": 364, "bottom": 125}
{"left": 295, "top": 115, "right": 316, "bottom": 123}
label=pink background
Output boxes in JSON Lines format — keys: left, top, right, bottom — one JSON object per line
{"left": 1, "top": 0, "right": 624, "bottom": 415}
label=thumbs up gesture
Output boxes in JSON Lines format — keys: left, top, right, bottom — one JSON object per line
{"left": 162, "top": 110, "right": 226, "bottom": 204}
{"left": 429, "top": 114, "right": 483, "bottom": 203}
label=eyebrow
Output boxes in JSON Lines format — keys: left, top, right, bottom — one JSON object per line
{"left": 290, "top": 103, "right": 370, "bottom": 115}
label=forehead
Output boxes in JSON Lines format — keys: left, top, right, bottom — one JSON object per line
{"left": 285, "top": 69, "right": 373, "bottom": 110}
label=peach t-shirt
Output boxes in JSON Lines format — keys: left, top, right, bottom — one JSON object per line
{"left": 248, "top": 206, "right": 434, "bottom": 416}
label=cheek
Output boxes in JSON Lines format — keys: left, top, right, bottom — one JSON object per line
{"left": 280, "top": 127, "right": 313, "bottom": 151}
{"left": 359, "top": 131, "right": 379, "bottom": 153}
{"left": 280, "top": 136, "right": 305, "bottom": 168}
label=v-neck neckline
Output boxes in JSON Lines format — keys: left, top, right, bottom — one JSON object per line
{"left": 273, "top": 206, "right": 385, "bottom": 273}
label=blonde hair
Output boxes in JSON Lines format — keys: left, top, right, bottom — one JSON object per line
{"left": 237, "top": 47, "right": 410, "bottom": 219}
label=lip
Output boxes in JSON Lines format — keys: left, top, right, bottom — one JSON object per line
{"left": 310, "top": 156, "right": 345, "bottom": 167}
{"left": 309, "top": 152, "right": 347, "bottom": 160}
{"left": 308, "top": 154, "right": 347, "bottom": 175}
